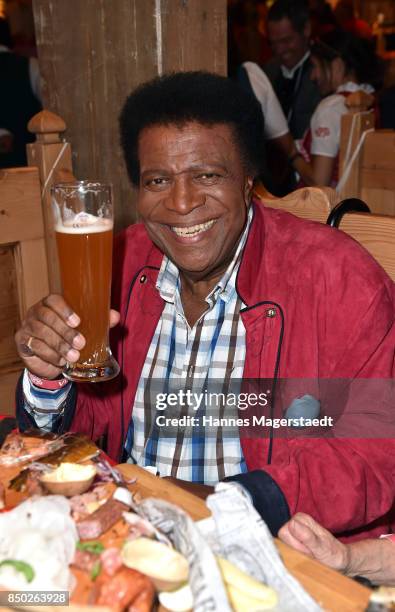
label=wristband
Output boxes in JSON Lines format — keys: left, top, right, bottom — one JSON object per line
{"left": 288, "top": 151, "right": 302, "bottom": 165}
{"left": 28, "top": 371, "right": 69, "bottom": 390}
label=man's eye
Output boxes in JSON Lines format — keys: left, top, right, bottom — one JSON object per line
{"left": 144, "top": 177, "right": 169, "bottom": 189}
{"left": 196, "top": 173, "right": 221, "bottom": 183}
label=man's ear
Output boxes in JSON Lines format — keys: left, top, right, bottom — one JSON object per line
{"left": 244, "top": 177, "right": 254, "bottom": 205}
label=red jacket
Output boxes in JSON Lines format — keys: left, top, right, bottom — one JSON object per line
{"left": 71, "top": 201, "right": 395, "bottom": 540}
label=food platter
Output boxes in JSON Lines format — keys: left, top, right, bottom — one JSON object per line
{"left": 0, "top": 431, "right": 371, "bottom": 612}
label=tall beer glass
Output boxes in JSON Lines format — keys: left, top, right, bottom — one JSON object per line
{"left": 51, "top": 181, "right": 119, "bottom": 382}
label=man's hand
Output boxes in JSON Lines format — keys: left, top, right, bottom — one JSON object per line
{"left": 278, "top": 512, "right": 349, "bottom": 572}
{"left": 14, "top": 294, "right": 120, "bottom": 380}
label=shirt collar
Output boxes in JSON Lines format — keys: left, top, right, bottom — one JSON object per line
{"left": 157, "top": 205, "right": 253, "bottom": 305}
{"left": 281, "top": 50, "right": 310, "bottom": 79}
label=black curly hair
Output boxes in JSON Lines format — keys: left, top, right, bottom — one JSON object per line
{"left": 119, "top": 71, "right": 266, "bottom": 186}
{"left": 267, "top": 0, "right": 310, "bottom": 34}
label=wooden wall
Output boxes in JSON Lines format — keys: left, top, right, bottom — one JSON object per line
{"left": 32, "top": 0, "right": 227, "bottom": 231}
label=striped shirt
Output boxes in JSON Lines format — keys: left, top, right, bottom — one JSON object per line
{"left": 23, "top": 208, "right": 252, "bottom": 484}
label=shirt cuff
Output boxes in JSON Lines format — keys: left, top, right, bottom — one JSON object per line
{"left": 224, "top": 469, "right": 290, "bottom": 535}
{"left": 23, "top": 369, "right": 71, "bottom": 412}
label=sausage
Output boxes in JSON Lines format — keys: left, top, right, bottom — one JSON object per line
{"left": 100, "top": 547, "right": 123, "bottom": 576}
{"left": 127, "top": 585, "right": 155, "bottom": 612}
{"left": 77, "top": 498, "right": 128, "bottom": 539}
{"left": 96, "top": 567, "right": 154, "bottom": 611}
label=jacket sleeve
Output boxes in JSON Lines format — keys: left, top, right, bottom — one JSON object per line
{"left": 244, "top": 279, "right": 395, "bottom": 536}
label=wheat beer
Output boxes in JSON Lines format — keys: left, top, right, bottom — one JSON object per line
{"left": 52, "top": 182, "right": 119, "bottom": 382}
{"left": 56, "top": 218, "right": 113, "bottom": 366}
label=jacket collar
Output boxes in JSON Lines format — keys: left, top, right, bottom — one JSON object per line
{"left": 236, "top": 200, "right": 266, "bottom": 307}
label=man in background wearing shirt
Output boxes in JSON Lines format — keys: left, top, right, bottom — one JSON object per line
{"left": 264, "top": 0, "right": 321, "bottom": 141}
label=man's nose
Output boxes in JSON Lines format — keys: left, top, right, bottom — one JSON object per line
{"left": 165, "top": 177, "right": 205, "bottom": 215}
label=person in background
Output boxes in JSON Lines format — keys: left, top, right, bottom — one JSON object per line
{"left": 279, "top": 513, "right": 395, "bottom": 586}
{"left": 262, "top": 0, "right": 321, "bottom": 193}
{"left": 290, "top": 30, "right": 380, "bottom": 187}
{"left": 0, "top": 17, "right": 41, "bottom": 168}
{"left": 264, "top": 0, "right": 321, "bottom": 141}
{"left": 237, "top": 60, "right": 296, "bottom": 194}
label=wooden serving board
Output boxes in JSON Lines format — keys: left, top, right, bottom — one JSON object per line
{"left": 118, "top": 464, "right": 372, "bottom": 612}
{"left": 0, "top": 458, "right": 371, "bottom": 612}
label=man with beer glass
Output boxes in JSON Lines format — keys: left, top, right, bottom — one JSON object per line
{"left": 14, "top": 72, "right": 395, "bottom": 540}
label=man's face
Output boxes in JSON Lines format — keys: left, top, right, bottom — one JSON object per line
{"left": 268, "top": 17, "right": 309, "bottom": 69}
{"left": 137, "top": 122, "right": 253, "bottom": 282}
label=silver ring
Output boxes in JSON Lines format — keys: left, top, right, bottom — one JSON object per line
{"left": 21, "top": 335, "right": 35, "bottom": 356}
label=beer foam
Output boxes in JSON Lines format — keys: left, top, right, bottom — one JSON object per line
{"left": 56, "top": 212, "right": 113, "bottom": 234}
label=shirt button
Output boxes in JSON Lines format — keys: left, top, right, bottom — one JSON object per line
{"left": 140, "top": 275, "right": 147, "bottom": 284}
{"left": 266, "top": 307, "right": 277, "bottom": 318}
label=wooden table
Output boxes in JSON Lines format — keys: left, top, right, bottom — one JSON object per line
{"left": 118, "top": 464, "right": 371, "bottom": 612}
{"left": 0, "top": 461, "right": 371, "bottom": 611}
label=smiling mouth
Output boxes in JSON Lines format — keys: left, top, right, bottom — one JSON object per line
{"left": 170, "top": 219, "right": 216, "bottom": 237}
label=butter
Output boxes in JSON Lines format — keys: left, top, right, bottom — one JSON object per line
{"left": 42, "top": 463, "right": 96, "bottom": 483}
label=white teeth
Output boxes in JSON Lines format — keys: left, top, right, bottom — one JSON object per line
{"left": 171, "top": 219, "right": 216, "bottom": 237}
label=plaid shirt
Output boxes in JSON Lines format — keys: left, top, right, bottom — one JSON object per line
{"left": 23, "top": 208, "right": 252, "bottom": 484}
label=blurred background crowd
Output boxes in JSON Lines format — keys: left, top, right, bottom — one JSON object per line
{"left": 1, "top": 0, "right": 395, "bottom": 197}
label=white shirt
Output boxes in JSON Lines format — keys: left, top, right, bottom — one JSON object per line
{"left": 281, "top": 51, "right": 310, "bottom": 79}
{"left": 310, "top": 82, "right": 374, "bottom": 158}
{"left": 242, "top": 61, "right": 289, "bottom": 140}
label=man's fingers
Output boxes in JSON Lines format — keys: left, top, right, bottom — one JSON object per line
{"left": 30, "top": 315, "right": 84, "bottom": 352}
{"left": 19, "top": 336, "right": 78, "bottom": 367}
{"left": 22, "top": 355, "right": 64, "bottom": 381}
{"left": 278, "top": 521, "right": 313, "bottom": 556}
{"left": 286, "top": 514, "right": 348, "bottom": 571}
{"left": 288, "top": 517, "right": 322, "bottom": 552}
{"left": 109, "top": 309, "right": 121, "bottom": 328}
{"left": 14, "top": 294, "right": 84, "bottom": 379}
{"left": 41, "top": 294, "right": 81, "bottom": 327}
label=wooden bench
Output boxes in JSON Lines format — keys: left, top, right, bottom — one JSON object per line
{"left": 0, "top": 111, "right": 73, "bottom": 414}
{"left": 338, "top": 102, "right": 395, "bottom": 216}
{"left": 338, "top": 212, "right": 395, "bottom": 281}
{"left": 253, "top": 185, "right": 337, "bottom": 224}
{"left": 254, "top": 183, "right": 395, "bottom": 280}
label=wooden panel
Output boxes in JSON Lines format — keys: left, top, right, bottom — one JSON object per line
{"left": 161, "top": 0, "right": 227, "bottom": 74}
{"left": 359, "top": 130, "right": 395, "bottom": 215}
{"left": 32, "top": 0, "right": 227, "bottom": 232}
{"left": 338, "top": 212, "right": 395, "bottom": 280}
{"left": 254, "top": 185, "right": 335, "bottom": 224}
{"left": 14, "top": 239, "right": 49, "bottom": 317}
{"left": 338, "top": 111, "right": 375, "bottom": 202}
{"left": 361, "top": 187, "right": 395, "bottom": 217}
{"left": 0, "top": 246, "right": 20, "bottom": 368}
{"left": 362, "top": 130, "right": 395, "bottom": 168}
{"left": 27, "top": 131, "right": 73, "bottom": 294}
{"left": 0, "top": 168, "right": 44, "bottom": 243}
{"left": 0, "top": 366, "right": 21, "bottom": 415}
{"left": 0, "top": 165, "right": 49, "bottom": 414}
